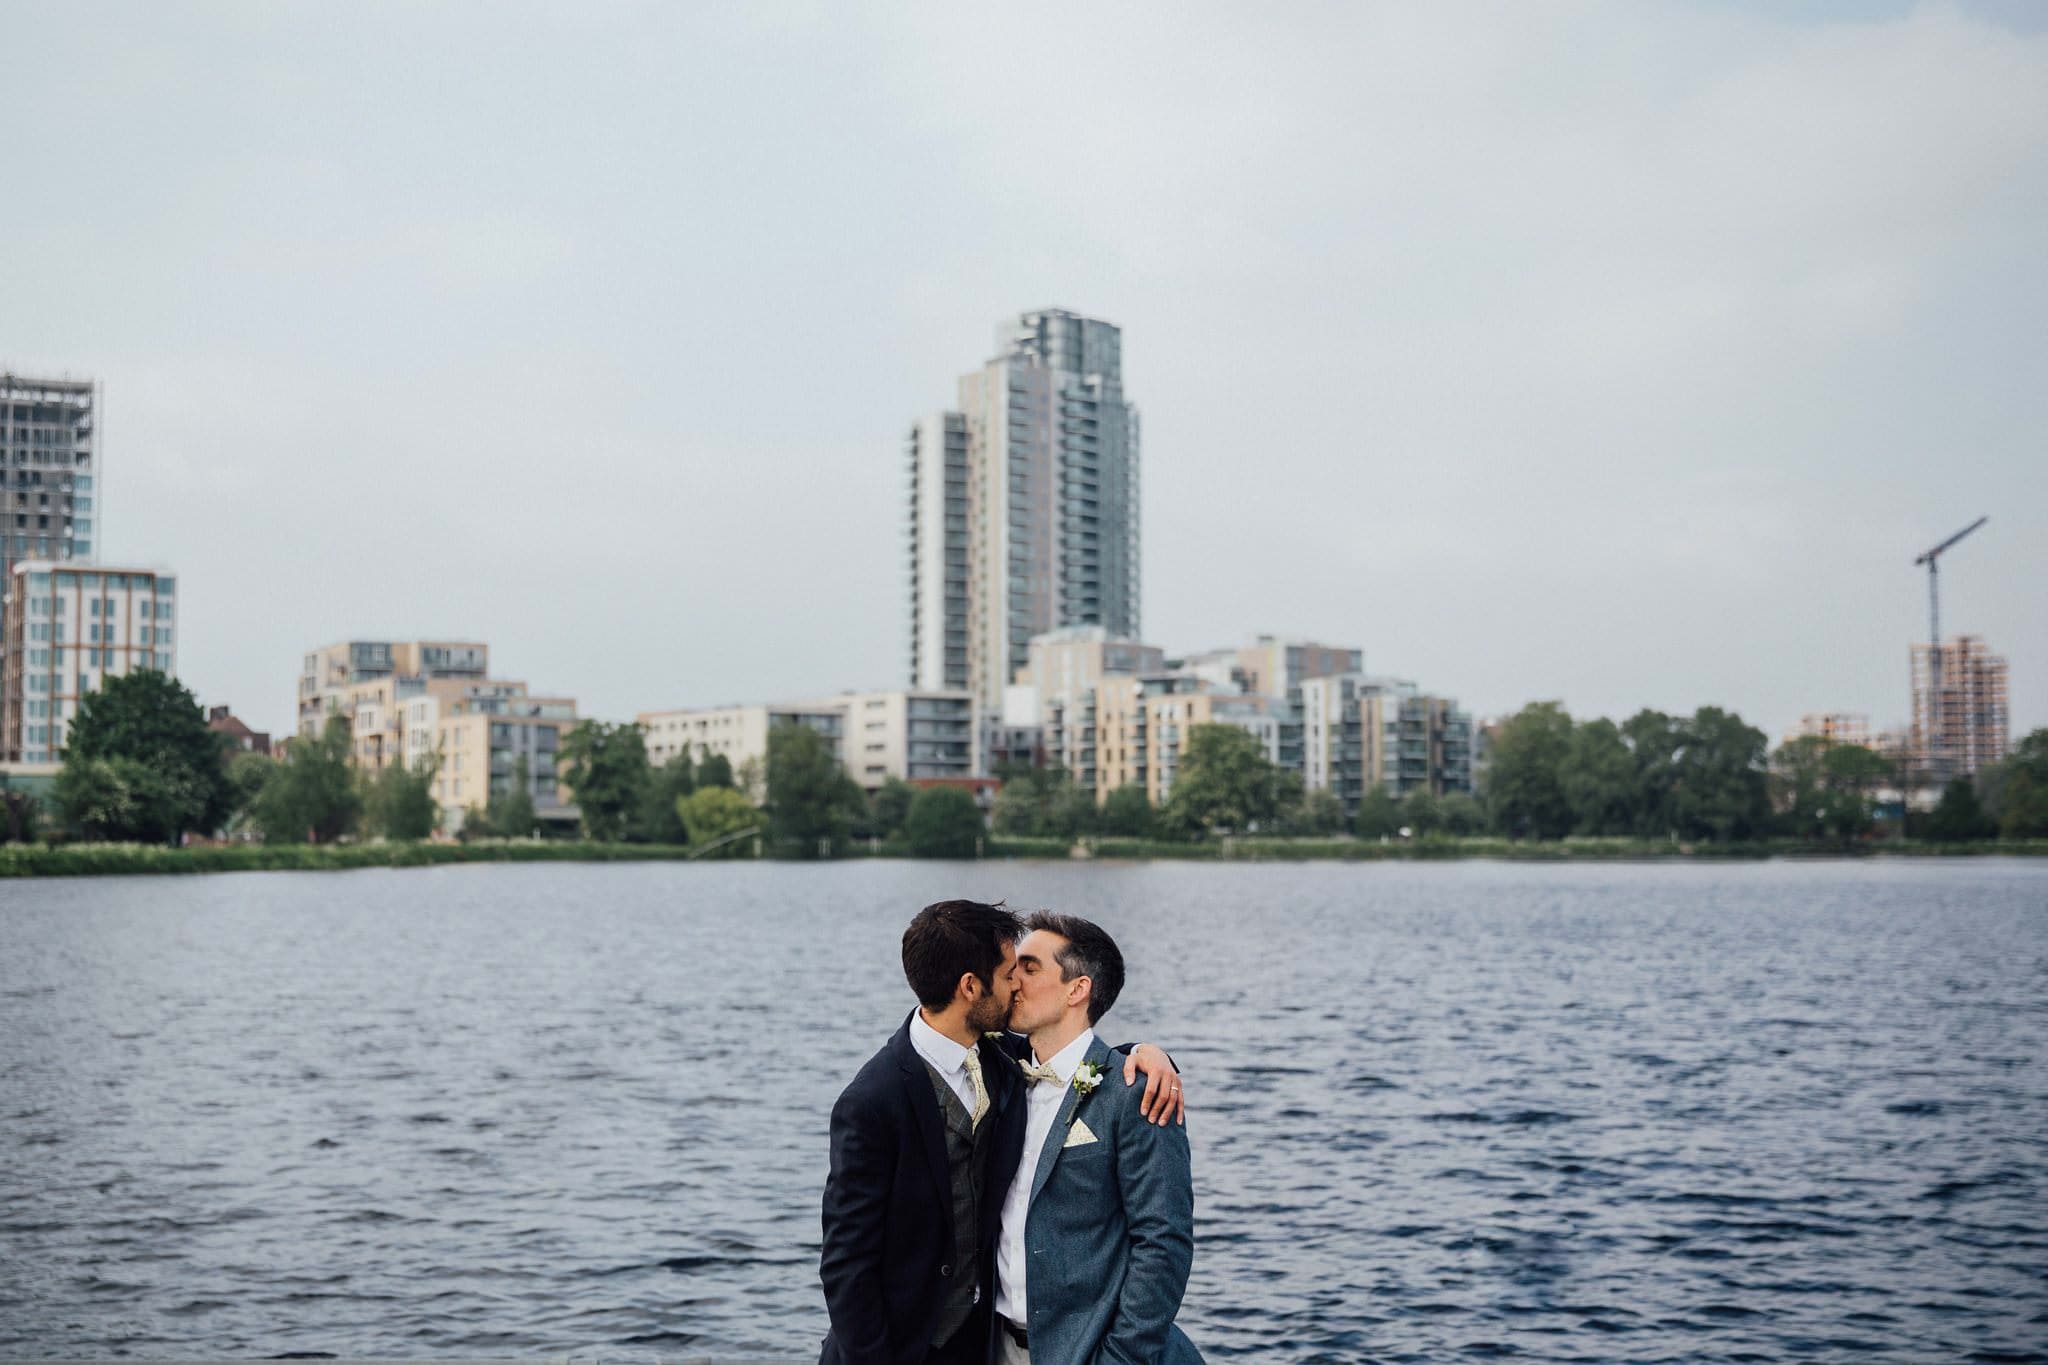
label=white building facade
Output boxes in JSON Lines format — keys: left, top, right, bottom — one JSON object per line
{"left": 2, "top": 561, "right": 177, "bottom": 763}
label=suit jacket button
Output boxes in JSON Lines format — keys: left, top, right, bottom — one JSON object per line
{"left": 939, "top": 1263, "right": 953, "bottom": 1278}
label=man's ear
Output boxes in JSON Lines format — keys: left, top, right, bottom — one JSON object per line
{"left": 957, "top": 971, "right": 981, "bottom": 1004}
{"left": 1068, "top": 975, "right": 1092, "bottom": 1013}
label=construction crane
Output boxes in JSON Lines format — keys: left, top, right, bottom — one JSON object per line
{"left": 1912, "top": 515, "right": 1988, "bottom": 780}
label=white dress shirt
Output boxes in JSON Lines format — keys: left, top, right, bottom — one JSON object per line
{"left": 908, "top": 1009, "right": 979, "bottom": 1115}
{"left": 994, "top": 1026, "right": 1096, "bottom": 1325}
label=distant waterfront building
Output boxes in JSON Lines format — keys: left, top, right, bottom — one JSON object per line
{"left": 2, "top": 374, "right": 98, "bottom": 583}
{"left": 908, "top": 309, "right": 1141, "bottom": 711}
{"left": 1177, "top": 636, "right": 1362, "bottom": 700}
{"left": 2, "top": 560, "right": 177, "bottom": 763}
{"left": 1088, "top": 673, "right": 1287, "bottom": 806}
{"left": 207, "top": 705, "right": 271, "bottom": 756}
{"left": 401, "top": 689, "right": 578, "bottom": 832}
{"left": 1, "top": 375, "right": 99, "bottom": 702}
{"left": 298, "top": 639, "right": 491, "bottom": 769}
{"left": 1297, "top": 672, "right": 1474, "bottom": 813}
{"left": 639, "top": 687, "right": 977, "bottom": 797}
{"left": 1007, "top": 626, "right": 1165, "bottom": 774}
{"left": 1910, "top": 635, "right": 2009, "bottom": 781}
{"left": 1784, "top": 713, "right": 1872, "bottom": 750}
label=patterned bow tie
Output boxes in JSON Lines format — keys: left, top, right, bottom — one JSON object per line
{"left": 1017, "top": 1058, "right": 1064, "bottom": 1086}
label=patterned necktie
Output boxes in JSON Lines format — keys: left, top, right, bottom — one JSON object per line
{"left": 1017, "top": 1057, "right": 1063, "bottom": 1087}
{"left": 960, "top": 1046, "right": 990, "bottom": 1128}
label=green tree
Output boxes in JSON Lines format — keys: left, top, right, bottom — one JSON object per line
{"left": 1292, "top": 788, "right": 1346, "bottom": 836}
{"left": 1099, "top": 783, "right": 1154, "bottom": 837}
{"left": 1620, "top": 709, "right": 1687, "bottom": 836}
{"left": 1562, "top": 717, "right": 1635, "bottom": 835}
{"left": 249, "top": 716, "right": 360, "bottom": 844}
{"left": 56, "top": 757, "right": 201, "bottom": 842}
{"left": 363, "top": 755, "right": 440, "bottom": 840}
{"left": 765, "top": 721, "right": 865, "bottom": 856}
{"left": 1355, "top": 785, "right": 1402, "bottom": 839}
{"left": 1402, "top": 788, "right": 1443, "bottom": 836}
{"left": 1993, "top": 730, "right": 2048, "bottom": 839}
{"left": 559, "top": 720, "right": 651, "bottom": 842}
{"left": 904, "top": 786, "right": 983, "bottom": 858}
{"left": 678, "top": 785, "right": 761, "bottom": 855}
{"left": 1926, "top": 776, "right": 1994, "bottom": 842}
{"left": 1671, "top": 706, "right": 1771, "bottom": 841}
{"left": 1048, "top": 782, "right": 1099, "bottom": 841}
{"left": 869, "top": 776, "right": 915, "bottom": 839}
{"left": 695, "top": 752, "right": 735, "bottom": 790}
{"left": 634, "top": 753, "right": 696, "bottom": 844}
{"left": 991, "top": 764, "right": 1075, "bottom": 837}
{"left": 1439, "top": 790, "right": 1487, "bottom": 836}
{"left": 1485, "top": 702, "right": 1575, "bottom": 839}
{"left": 490, "top": 754, "right": 539, "bottom": 838}
{"left": 1164, "top": 725, "right": 1296, "bottom": 836}
{"left": 61, "top": 669, "right": 233, "bottom": 839}
{"left": 226, "top": 751, "right": 276, "bottom": 831}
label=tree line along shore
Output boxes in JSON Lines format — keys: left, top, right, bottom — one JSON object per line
{"left": 4, "top": 673, "right": 2046, "bottom": 877}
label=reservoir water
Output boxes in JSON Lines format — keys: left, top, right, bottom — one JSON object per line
{"left": 2, "top": 858, "right": 2045, "bottom": 1362}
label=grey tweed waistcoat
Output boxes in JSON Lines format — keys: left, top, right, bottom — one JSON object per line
{"left": 922, "top": 1060, "right": 993, "bottom": 1347}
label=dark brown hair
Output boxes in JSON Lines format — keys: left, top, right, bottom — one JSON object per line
{"left": 903, "top": 899, "right": 1023, "bottom": 1010}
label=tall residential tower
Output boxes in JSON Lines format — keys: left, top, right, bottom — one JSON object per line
{"left": 908, "top": 309, "right": 1141, "bottom": 710}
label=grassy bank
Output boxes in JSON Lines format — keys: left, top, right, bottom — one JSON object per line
{"left": 5, "top": 835, "right": 2045, "bottom": 877}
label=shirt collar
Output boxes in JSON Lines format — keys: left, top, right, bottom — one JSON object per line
{"left": 1033, "top": 1027, "right": 1097, "bottom": 1085}
{"left": 909, "top": 1008, "right": 972, "bottom": 1076}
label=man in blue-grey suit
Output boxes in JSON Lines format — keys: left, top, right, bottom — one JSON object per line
{"left": 992, "top": 911, "right": 1204, "bottom": 1365}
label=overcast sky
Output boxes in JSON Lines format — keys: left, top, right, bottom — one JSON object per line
{"left": 5, "top": 1, "right": 2043, "bottom": 744}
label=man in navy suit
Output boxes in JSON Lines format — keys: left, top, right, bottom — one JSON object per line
{"left": 991, "top": 912, "right": 1203, "bottom": 1365}
{"left": 819, "top": 901, "right": 1185, "bottom": 1365}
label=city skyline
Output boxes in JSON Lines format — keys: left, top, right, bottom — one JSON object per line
{"left": 2, "top": 4, "right": 2043, "bottom": 743}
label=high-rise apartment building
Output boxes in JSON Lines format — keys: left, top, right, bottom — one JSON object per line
{"left": 2, "top": 374, "right": 96, "bottom": 564}
{"left": 1910, "top": 636, "right": 2008, "bottom": 781}
{"left": 2, "top": 375, "right": 98, "bottom": 640}
{"left": 909, "top": 309, "right": 1141, "bottom": 711}
{"left": 3, "top": 561, "right": 176, "bottom": 763}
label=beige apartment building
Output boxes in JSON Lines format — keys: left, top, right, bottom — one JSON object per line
{"left": 1088, "top": 674, "right": 1286, "bottom": 806}
{"left": 298, "top": 639, "right": 489, "bottom": 738}
{"left": 1299, "top": 672, "right": 1475, "bottom": 814}
{"left": 401, "top": 689, "right": 578, "bottom": 831}
{"left": 2, "top": 560, "right": 177, "bottom": 763}
{"left": 1179, "top": 636, "right": 1363, "bottom": 699}
{"left": 640, "top": 688, "right": 978, "bottom": 798}
{"left": 1785, "top": 713, "right": 1873, "bottom": 749}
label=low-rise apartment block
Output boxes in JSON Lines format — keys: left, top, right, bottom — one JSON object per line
{"left": 638, "top": 688, "right": 977, "bottom": 797}
{"left": 1785, "top": 713, "right": 1873, "bottom": 750}
{"left": 402, "top": 689, "right": 578, "bottom": 831}
{"left": 1298, "top": 672, "right": 1474, "bottom": 812}
{"left": 2, "top": 560, "right": 177, "bottom": 763}
{"left": 298, "top": 639, "right": 496, "bottom": 771}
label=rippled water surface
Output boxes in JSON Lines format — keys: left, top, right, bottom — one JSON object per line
{"left": 3, "top": 859, "right": 2046, "bottom": 1362}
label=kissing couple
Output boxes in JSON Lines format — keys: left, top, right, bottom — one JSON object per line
{"left": 819, "top": 899, "right": 1205, "bottom": 1365}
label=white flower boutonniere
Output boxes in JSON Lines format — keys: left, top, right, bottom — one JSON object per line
{"left": 1072, "top": 1062, "right": 1105, "bottom": 1095}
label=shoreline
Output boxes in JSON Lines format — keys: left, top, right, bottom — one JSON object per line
{"left": 4, "top": 837, "right": 2045, "bottom": 878}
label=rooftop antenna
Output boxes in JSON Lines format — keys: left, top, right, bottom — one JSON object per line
{"left": 1912, "top": 515, "right": 1987, "bottom": 779}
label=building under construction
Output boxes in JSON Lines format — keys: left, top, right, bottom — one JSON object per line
{"left": 1909, "top": 635, "right": 2008, "bottom": 783}
{"left": 2, "top": 372, "right": 98, "bottom": 588}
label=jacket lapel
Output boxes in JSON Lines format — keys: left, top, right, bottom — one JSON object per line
{"left": 890, "top": 1014, "right": 950, "bottom": 1204}
{"left": 1028, "top": 1035, "right": 1111, "bottom": 1207}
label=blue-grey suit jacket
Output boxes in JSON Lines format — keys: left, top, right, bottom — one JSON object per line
{"left": 1020, "top": 1035, "right": 1205, "bottom": 1365}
